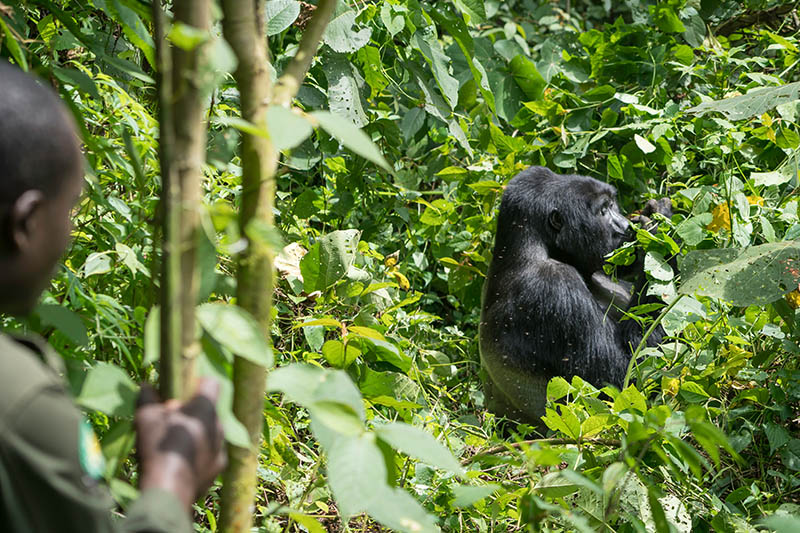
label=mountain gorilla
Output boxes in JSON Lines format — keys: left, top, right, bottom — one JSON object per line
{"left": 479, "top": 166, "right": 671, "bottom": 423}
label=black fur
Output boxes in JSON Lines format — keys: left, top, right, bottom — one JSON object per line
{"left": 479, "top": 166, "right": 666, "bottom": 422}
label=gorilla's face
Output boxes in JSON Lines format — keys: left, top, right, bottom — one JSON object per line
{"left": 551, "top": 181, "right": 630, "bottom": 275}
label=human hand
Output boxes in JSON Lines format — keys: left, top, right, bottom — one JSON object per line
{"left": 135, "top": 378, "right": 227, "bottom": 509}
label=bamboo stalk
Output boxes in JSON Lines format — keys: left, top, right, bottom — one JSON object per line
{"left": 151, "top": 0, "right": 182, "bottom": 400}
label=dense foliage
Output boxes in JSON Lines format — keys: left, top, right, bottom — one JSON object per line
{"left": 3, "top": 0, "right": 800, "bottom": 531}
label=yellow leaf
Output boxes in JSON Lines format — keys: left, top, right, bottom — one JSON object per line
{"left": 662, "top": 377, "right": 680, "bottom": 396}
{"left": 785, "top": 289, "right": 800, "bottom": 309}
{"left": 707, "top": 203, "right": 731, "bottom": 232}
{"left": 746, "top": 195, "right": 764, "bottom": 206}
{"left": 384, "top": 250, "right": 399, "bottom": 268}
{"left": 388, "top": 270, "right": 410, "bottom": 290}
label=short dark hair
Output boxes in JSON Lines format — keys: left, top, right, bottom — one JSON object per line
{"left": 0, "top": 61, "right": 82, "bottom": 205}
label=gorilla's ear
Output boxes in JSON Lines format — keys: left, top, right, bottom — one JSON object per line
{"left": 548, "top": 210, "right": 563, "bottom": 232}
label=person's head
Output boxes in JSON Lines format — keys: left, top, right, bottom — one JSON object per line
{"left": 0, "top": 61, "right": 84, "bottom": 315}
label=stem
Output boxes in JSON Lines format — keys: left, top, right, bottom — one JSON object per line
{"left": 622, "top": 294, "right": 684, "bottom": 390}
{"left": 272, "top": 0, "right": 337, "bottom": 106}
{"left": 463, "top": 437, "right": 622, "bottom": 464}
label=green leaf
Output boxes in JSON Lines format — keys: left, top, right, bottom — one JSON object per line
{"left": 644, "top": 251, "right": 674, "bottom": 282}
{"left": 686, "top": 82, "right": 800, "bottom": 121}
{"left": 76, "top": 363, "right": 138, "bottom": 417}
{"left": 288, "top": 513, "right": 326, "bottom": 533}
{"left": 366, "top": 486, "right": 439, "bottom": 533}
{"left": 510, "top": 54, "right": 546, "bottom": 101}
{"left": 410, "top": 27, "right": 459, "bottom": 110}
{"left": 634, "top": 134, "right": 656, "bottom": 154}
{"left": 167, "top": 21, "right": 208, "bottom": 50}
{"left": 428, "top": 8, "right": 495, "bottom": 113}
{"left": 680, "top": 242, "right": 800, "bottom": 306}
{"left": 300, "top": 229, "right": 361, "bottom": 292}
{"left": 535, "top": 472, "right": 580, "bottom": 498}
{"left": 351, "top": 335, "right": 412, "bottom": 373}
{"left": 326, "top": 433, "right": 388, "bottom": 517}
{"left": 115, "top": 243, "right": 148, "bottom": 277}
{"left": 321, "top": 340, "right": 361, "bottom": 369}
{"left": 311, "top": 111, "right": 391, "bottom": 171}
{"left": 648, "top": 487, "right": 671, "bottom": 533}
{"left": 310, "top": 401, "right": 365, "bottom": 436}
{"left": 652, "top": 3, "right": 685, "bottom": 33}
{"left": 266, "top": 364, "right": 326, "bottom": 407}
{"left": 380, "top": 3, "right": 405, "bottom": 36}
{"left": 322, "top": 52, "right": 368, "bottom": 127}
{"left": 614, "top": 386, "right": 647, "bottom": 414}
{"left": 196, "top": 303, "right": 273, "bottom": 367}
{"left": 267, "top": 365, "right": 366, "bottom": 423}
{"left": 761, "top": 514, "right": 800, "bottom": 533}
{"left": 451, "top": 484, "right": 499, "bottom": 507}
{"left": 375, "top": 422, "right": 464, "bottom": 476}
{"left": 109, "top": 0, "right": 155, "bottom": 68}
{"left": 0, "top": 17, "right": 27, "bottom": 70}
{"left": 266, "top": 106, "right": 313, "bottom": 151}
{"left": 266, "top": 0, "right": 300, "bottom": 36}
{"left": 679, "top": 381, "right": 710, "bottom": 403}
{"left": 451, "top": 0, "right": 486, "bottom": 25}
{"left": 213, "top": 116, "right": 268, "bottom": 138}
{"left": 52, "top": 66, "right": 100, "bottom": 101}
{"left": 82, "top": 252, "right": 113, "bottom": 277}
{"left": 36, "top": 303, "right": 88, "bottom": 346}
{"left": 765, "top": 421, "right": 791, "bottom": 454}
{"left": 546, "top": 376, "right": 571, "bottom": 401}
{"left": 323, "top": 10, "right": 372, "bottom": 53}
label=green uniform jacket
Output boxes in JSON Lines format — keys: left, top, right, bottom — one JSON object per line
{"left": 0, "top": 334, "right": 193, "bottom": 533}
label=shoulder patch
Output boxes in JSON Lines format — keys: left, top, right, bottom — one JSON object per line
{"left": 78, "top": 418, "right": 105, "bottom": 480}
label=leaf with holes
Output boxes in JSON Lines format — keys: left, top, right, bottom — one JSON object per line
{"left": 680, "top": 242, "right": 800, "bottom": 306}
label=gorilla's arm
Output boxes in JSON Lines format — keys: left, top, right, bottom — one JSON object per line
{"left": 482, "top": 261, "right": 631, "bottom": 392}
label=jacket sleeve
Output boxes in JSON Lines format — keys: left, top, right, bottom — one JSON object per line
{"left": 0, "top": 380, "right": 192, "bottom": 533}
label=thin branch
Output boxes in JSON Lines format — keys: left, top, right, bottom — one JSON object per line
{"left": 272, "top": 0, "right": 337, "bottom": 106}
{"left": 463, "top": 437, "right": 622, "bottom": 465}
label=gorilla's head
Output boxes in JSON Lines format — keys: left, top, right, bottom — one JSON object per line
{"left": 496, "top": 167, "right": 630, "bottom": 275}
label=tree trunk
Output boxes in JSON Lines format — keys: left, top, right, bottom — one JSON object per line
{"left": 218, "top": 0, "right": 337, "bottom": 530}
{"left": 218, "top": 1, "right": 276, "bottom": 531}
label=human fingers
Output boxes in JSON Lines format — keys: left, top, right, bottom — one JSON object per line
{"left": 137, "top": 383, "right": 161, "bottom": 408}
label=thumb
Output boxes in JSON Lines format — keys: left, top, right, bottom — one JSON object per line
{"left": 137, "top": 383, "right": 161, "bottom": 408}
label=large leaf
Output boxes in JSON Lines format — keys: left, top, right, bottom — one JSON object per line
{"left": 322, "top": 52, "right": 368, "bottom": 127}
{"left": 429, "top": 7, "right": 495, "bottom": 113}
{"left": 510, "top": 54, "right": 546, "bottom": 101}
{"left": 76, "top": 363, "right": 138, "bottom": 417}
{"left": 266, "top": 0, "right": 300, "bottom": 36}
{"left": 680, "top": 242, "right": 800, "bottom": 306}
{"left": 686, "top": 82, "right": 800, "bottom": 121}
{"left": 311, "top": 111, "right": 391, "bottom": 171}
{"left": 451, "top": 0, "right": 486, "bottom": 25}
{"left": 410, "top": 26, "right": 459, "bottom": 110}
{"left": 196, "top": 303, "right": 273, "bottom": 367}
{"left": 374, "top": 422, "right": 464, "bottom": 476}
{"left": 266, "top": 365, "right": 365, "bottom": 423}
{"left": 266, "top": 105, "right": 313, "bottom": 151}
{"left": 326, "top": 433, "right": 387, "bottom": 517}
{"left": 323, "top": 10, "right": 371, "bottom": 53}
{"left": 300, "top": 229, "right": 361, "bottom": 292}
{"left": 36, "top": 303, "right": 88, "bottom": 346}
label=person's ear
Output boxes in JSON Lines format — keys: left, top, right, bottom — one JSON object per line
{"left": 9, "top": 190, "right": 45, "bottom": 252}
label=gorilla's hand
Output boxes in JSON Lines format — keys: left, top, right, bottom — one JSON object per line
{"left": 631, "top": 197, "right": 672, "bottom": 233}
{"left": 642, "top": 197, "right": 673, "bottom": 218}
